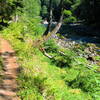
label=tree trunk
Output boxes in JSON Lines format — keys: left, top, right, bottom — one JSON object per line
{"left": 43, "top": 0, "right": 64, "bottom": 41}
{"left": 43, "top": 0, "right": 53, "bottom": 36}
{"left": 44, "top": 13, "right": 63, "bottom": 41}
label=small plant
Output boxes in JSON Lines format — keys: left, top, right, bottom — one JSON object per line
{"left": 43, "top": 39, "right": 59, "bottom": 53}
{"left": 69, "top": 68, "right": 100, "bottom": 100}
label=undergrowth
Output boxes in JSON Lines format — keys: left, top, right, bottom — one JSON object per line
{"left": 0, "top": 21, "right": 100, "bottom": 100}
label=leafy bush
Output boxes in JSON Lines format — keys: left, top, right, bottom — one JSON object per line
{"left": 23, "top": 0, "right": 41, "bottom": 18}
{"left": 41, "top": 5, "right": 48, "bottom": 18}
{"left": 64, "top": 10, "right": 72, "bottom": 16}
{"left": 69, "top": 68, "right": 100, "bottom": 100}
{"left": 64, "top": 10, "right": 72, "bottom": 17}
{"left": 64, "top": 16, "right": 77, "bottom": 24}
{"left": 43, "top": 39, "right": 59, "bottom": 53}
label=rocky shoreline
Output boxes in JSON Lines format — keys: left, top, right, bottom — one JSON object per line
{"left": 53, "top": 34, "right": 100, "bottom": 72}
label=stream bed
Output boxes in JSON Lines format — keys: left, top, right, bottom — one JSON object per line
{"left": 60, "top": 24, "right": 100, "bottom": 44}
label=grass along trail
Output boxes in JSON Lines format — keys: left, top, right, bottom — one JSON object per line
{"left": 0, "top": 37, "right": 20, "bottom": 100}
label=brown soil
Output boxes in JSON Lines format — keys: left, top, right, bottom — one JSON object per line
{"left": 0, "top": 37, "right": 20, "bottom": 100}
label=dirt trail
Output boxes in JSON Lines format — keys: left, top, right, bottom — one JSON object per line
{"left": 0, "top": 37, "right": 20, "bottom": 100}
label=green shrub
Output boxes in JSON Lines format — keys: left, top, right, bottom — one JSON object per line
{"left": 41, "top": 5, "right": 48, "bottom": 18}
{"left": 64, "top": 10, "right": 72, "bottom": 16}
{"left": 69, "top": 69, "right": 100, "bottom": 100}
{"left": 44, "top": 39, "right": 59, "bottom": 53}
{"left": 64, "top": 16, "right": 77, "bottom": 24}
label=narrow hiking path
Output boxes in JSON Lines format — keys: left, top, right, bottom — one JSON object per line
{"left": 0, "top": 37, "right": 20, "bottom": 100}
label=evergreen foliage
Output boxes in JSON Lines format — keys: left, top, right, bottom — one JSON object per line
{"left": 73, "top": 0, "right": 100, "bottom": 26}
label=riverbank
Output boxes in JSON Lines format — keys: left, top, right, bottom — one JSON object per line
{"left": 59, "top": 24, "right": 100, "bottom": 44}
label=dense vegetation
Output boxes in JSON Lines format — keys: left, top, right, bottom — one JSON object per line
{"left": 40, "top": 0, "right": 100, "bottom": 26}
{"left": 0, "top": 0, "right": 100, "bottom": 100}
